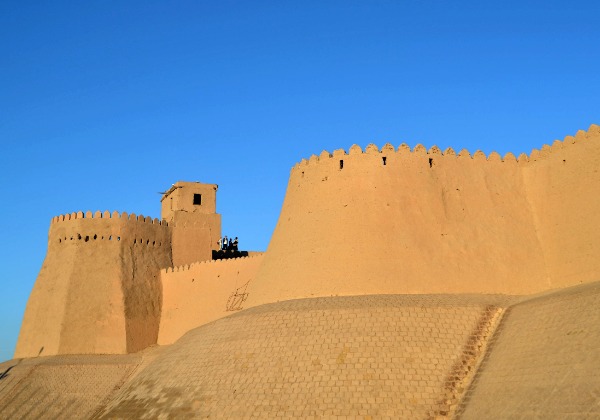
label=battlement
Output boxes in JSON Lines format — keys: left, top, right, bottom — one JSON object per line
{"left": 51, "top": 211, "right": 168, "bottom": 226}
{"left": 162, "top": 253, "right": 265, "bottom": 274}
{"left": 246, "top": 124, "right": 600, "bottom": 308}
{"left": 291, "top": 124, "right": 600, "bottom": 174}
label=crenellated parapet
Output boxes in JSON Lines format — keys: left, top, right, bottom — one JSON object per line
{"left": 162, "top": 253, "right": 264, "bottom": 274}
{"left": 48, "top": 210, "right": 171, "bottom": 249}
{"left": 245, "top": 124, "right": 600, "bottom": 309}
{"left": 290, "top": 124, "right": 600, "bottom": 179}
{"left": 51, "top": 210, "right": 167, "bottom": 225}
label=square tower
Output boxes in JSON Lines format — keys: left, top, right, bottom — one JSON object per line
{"left": 161, "top": 181, "right": 218, "bottom": 221}
{"left": 161, "top": 181, "right": 221, "bottom": 265}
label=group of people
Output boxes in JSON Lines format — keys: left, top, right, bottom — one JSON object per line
{"left": 218, "top": 235, "right": 239, "bottom": 251}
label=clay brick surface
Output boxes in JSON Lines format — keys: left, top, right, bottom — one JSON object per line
{"left": 458, "top": 281, "right": 600, "bottom": 419}
{"left": 0, "top": 353, "right": 153, "bottom": 419}
{"left": 94, "top": 295, "right": 513, "bottom": 419}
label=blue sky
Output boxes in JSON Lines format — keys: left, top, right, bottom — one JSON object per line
{"left": 1, "top": 1, "right": 598, "bottom": 362}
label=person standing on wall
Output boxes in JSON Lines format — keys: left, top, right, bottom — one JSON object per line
{"left": 222, "top": 236, "right": 228, "bottom": 251}
{"left": 232, "top": 237, "right": 239, "bottom": 251}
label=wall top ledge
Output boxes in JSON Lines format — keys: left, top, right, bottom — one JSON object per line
{"left": 291, "top": 124, "right": 598, "bottom": 170}
{"left": 51, "top": 211, "right": 168, "bottom": 226}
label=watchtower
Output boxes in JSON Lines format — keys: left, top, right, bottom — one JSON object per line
{"left": 161, "top": 181, "right": 221, "bottom": 265}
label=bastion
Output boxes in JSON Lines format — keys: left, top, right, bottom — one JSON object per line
{"left": 2, "top": 125, "right": 599, "bottom": 418}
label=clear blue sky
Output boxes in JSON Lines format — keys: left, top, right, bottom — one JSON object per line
{"left": 1, "top": 1, "right": 598, "bottom": 362}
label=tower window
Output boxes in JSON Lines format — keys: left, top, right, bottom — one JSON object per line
{"left": 193, "top": 194, "right": 202, "bottom": 205}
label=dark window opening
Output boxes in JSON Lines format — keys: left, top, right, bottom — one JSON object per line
{"left": 193, "top": 193, "right": 202, "bottom": 205}
{"left": 382, "top": 156, "right": 387, "bottom": 166}
{"left": 429, "top": 158, "right": 433, "bottom": 168}
{"left": 339, "top": 159, "right": 344, "bottom": 170}
{"left": 85, "top": 236, "right": 89, "bottom": 242}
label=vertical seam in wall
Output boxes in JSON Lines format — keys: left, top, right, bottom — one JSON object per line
{"left": 519, "top": 162, "right": 552, "bottom": 289}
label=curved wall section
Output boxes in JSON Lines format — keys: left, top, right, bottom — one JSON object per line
{"left": 522, "top": 126, "right": 600, "bottom": 289}
{"left": 247, "top": 144, "right": 547, "bottom": 307}
{"left": 15, "top": 212, "right": 172, "bottom": 358}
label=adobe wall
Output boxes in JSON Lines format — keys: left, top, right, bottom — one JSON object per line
{"left": 245, "top": 143, "right": 539, "bottom": 307}
{"left": 15, "top": 211, "right": 172, "bottom": 358}
{"left": 245, "top": 125, "right": 599, "bottom": 307}
{"left": 169, "top": 211, "right": 221, "bottom": 266}
{"left": 157, "top": 254, "right": 264, "bottom": 345}
{"left": 522, "top": 125, "right": 600, "bottom": 289}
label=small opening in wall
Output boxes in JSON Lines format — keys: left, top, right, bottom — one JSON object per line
{"left": 85, "top": 236, "right": 89, "bottom": 242}
{"left": 78, "top": 234, "right": 82, "bottom": 240}
{"left": 301, "top": 171, "right": 304, "bottom": 178}
{"left": 117, "top": 236, "right": 121, "bottom": 241}
{"left": 193, "top": 193, "right": 202, "bottom": 205}
{"left": 152, "top": 241, "right": 155, "bottom": 246}
{"left": 429, "top": 158, "right": 433, "bottom": 168}
{"left": 93, "top": 234, "right": 97, "bottom": 240}
{"left": 109, "top": 236, "right": 112, "bottom": 240}
{"left": 382, "top": 156, "right": 387, "bottom": 166}
{"left": 134, "top": 239, "right": 137, "bottom": 244}
{"left": 339, "top": 159, "right": 344, "bottom": 170}
{"left": 146, "top": 239, "right": 150, "bottom": 245}
{"left": 58, "top": 239, "right": 61, "bottom": 243}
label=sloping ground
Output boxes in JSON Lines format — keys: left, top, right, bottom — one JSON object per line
{"left": 93, "top": 294, "right": 514, "bottom": 419}
{"left": 0, "top": 348, "right": 164, "bottom": 419}
{"left": 458, "top": 281, "right": 600, "bottom": 419}
{"left": 2, "top": 283, "right": 598, "bottom": 419}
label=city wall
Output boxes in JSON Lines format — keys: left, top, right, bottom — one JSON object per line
{"left": 245, "top": 125, "right": 600, "bottom": 308}
{"left": 15, "top": 211, "right": 172, "bottom": 358}
{"left": 522, "top": 126, "right": 600, "bottom": 288}
{"left": 158, "top": 254, "right": 264, "bottom": 345}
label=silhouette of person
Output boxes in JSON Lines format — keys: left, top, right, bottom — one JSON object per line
{"left": 232, "top": 237, "right": 239, "bottom": 251}
{"left": 222, "top": 236, "right": 228, "bottom": 251}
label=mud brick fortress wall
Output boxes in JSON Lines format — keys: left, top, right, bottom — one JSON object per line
{"left": 247, "top": 125, "right": 600, "bottom": 307}
{"left": 15, "top": 212, "right": 172, "bottom": 357}
{"left": 6, "top": 125, "right": 600, "bottom": 418}
{"left": 158, "top": 254, "right": 264, "bottom": 345}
